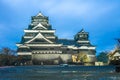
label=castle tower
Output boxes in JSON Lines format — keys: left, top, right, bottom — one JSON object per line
{"left": 74, "top": 29, "right": 90, "bottom": 45}
{"left": 74, "top": 29, "right": 96, "bottom": 65}
{"left": 16, "top": 12, "right": 63, "bottom": 64}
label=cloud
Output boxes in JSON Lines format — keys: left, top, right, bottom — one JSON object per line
{"left": 47, "top": 1, "right": 117, "bottom": 22}
{"left": 1, "top": 0, "right": 116, "bottom": 18}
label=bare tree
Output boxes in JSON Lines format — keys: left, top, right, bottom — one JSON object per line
{"left": 0, "top": 47, "right": 16, "bottom": 55}
{"left": 0, "top": 47, "right": 17, "bottom": 66}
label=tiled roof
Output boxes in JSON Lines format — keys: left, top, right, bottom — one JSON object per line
{"left": 57, "top": 39, "right": 76, "bottom": 45}
{"left": 57, "top": 39, "right": 93, "bottom": 47}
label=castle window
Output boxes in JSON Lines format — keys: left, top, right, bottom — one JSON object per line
{"left": 80, "top": 35, "right": 83, "bottom": 37}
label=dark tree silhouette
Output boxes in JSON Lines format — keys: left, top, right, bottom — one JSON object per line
{"left": 97, "top": 51, "right": 108, "bottom": 63}
{"left": 0, "top": 47, "right": 17, "bottom": 66}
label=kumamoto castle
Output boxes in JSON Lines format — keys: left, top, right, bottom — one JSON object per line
{"left": 16, "top": 12, "right": 96, "bottom": 65}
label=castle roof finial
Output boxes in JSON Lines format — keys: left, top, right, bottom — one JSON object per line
{"left": 79, "top": 28, "right": 85, "bottom": 33}
{"left": 37, "top": 11, "right": 44, "bottom": 16}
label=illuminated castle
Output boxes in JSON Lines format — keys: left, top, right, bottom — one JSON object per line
{"left": 16, "top": 12, "right": 96, "bottom": 65}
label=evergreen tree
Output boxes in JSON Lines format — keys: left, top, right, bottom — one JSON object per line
{"left": 97, "top": 51, "right": 108, "bottom": 63}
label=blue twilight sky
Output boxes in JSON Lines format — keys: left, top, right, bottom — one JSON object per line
{"left": 0, "top": 0, "right": 120, "bottom": 55}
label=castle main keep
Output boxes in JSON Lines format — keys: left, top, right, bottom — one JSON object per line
{"left": 16, "top": 12, "right": 96, "bottom": 65}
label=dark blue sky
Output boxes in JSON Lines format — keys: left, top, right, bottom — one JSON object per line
{"left": 0, "top": 0, "right": 120, "bottom": 55}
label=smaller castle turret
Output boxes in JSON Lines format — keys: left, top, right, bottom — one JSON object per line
{"left": 74, "top": 29, "right": 91, "bottom": 46}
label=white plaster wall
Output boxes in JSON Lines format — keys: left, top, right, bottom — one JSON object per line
{"left": 32, "top": 54, "right": 72, "bottom": 62}
{"left": 60, "top": 54, "right": 72, "bottom": 62}
{"left": 32, "top": 54, "right": 59, "bottom": 61}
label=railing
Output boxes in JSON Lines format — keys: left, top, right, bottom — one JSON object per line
{"left": 32, "top": 50, "right": 62, "bottom": 54}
